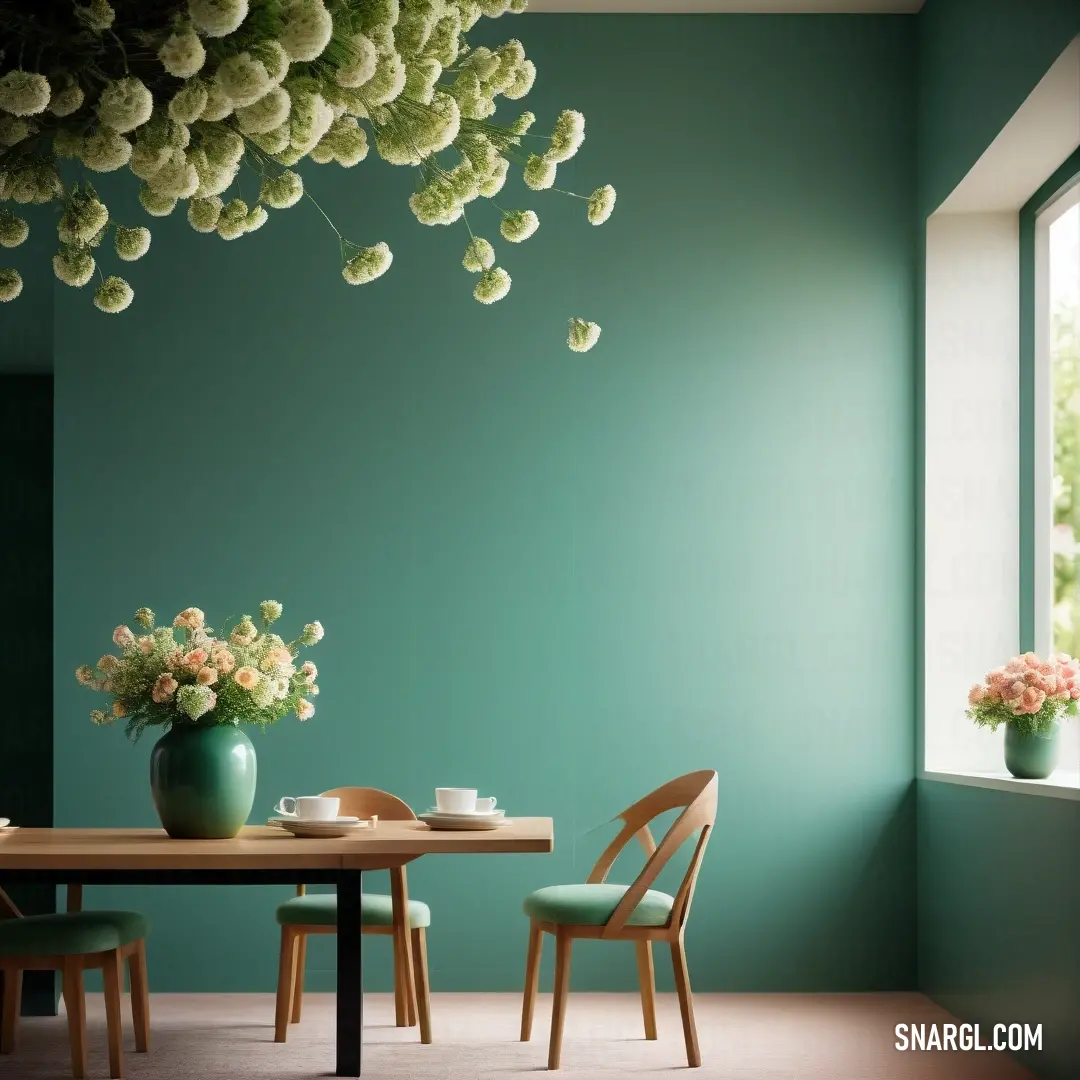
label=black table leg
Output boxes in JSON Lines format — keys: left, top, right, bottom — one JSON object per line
{"left": 336, "top": 870, "right": 364, "bottom": 1076}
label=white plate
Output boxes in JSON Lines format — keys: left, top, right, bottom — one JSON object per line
{"left": 278, "top": 820, "right": 372, "bottom": 839}
{"left": 0, "top": 818, "right": 9, "bottom": 829}
{"left": 269, "top": 816, "right": 360, "bottom": 825}
{"left": 419, "top": 813, "right": 512, "bottom": 831}
{"left": 426, "top": 808, "right": 504, "bottom": 818}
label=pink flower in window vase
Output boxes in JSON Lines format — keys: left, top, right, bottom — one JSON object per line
{"left": 966, "top": 651, "right": 1080, "bottom": 779}
{"left": 77, "top": 601, "right": 324, "bottom": 838}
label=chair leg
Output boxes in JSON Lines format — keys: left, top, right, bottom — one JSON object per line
{"left": 392, "top": 932, "right": 408, "bottom": 1027}
{"left": 290, "top": 933, "right": 307, "bottom": 1024}
{"left": 62, "top": 959, "right": 88, "bottom": 1080}
{"left": 635, "top": 940, "right": 658, "bottom": 1040}
{"left": 670, "top": 937, "right": 701, "bottom": 1068}
{"left": 390, "top": 872, "right": 416, "bottom": 1028}
{"left": 274, "top": 928, "right": 298, "bottom": 1043}
{"left": 102, "top": 947, "right": 125, "bottom": 1079}
{"left": 128, "top": 939, "right": 151, "bottom": 1053}
{"left": 1, "top": 968, "right": 21, "bottom": 1053}
{"left": 520, "top": 919, "right": 543, "bottom": 1042}
{"left": 547, "top": 930, "right": 573, "bottom": 1070}
{"left": 411, "top": 926, "right": 432, "bottom": 1045}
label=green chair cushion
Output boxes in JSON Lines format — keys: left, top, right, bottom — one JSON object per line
{"left": 523, "top": 884, "right": 674, "bottom": 927}
{"left": 0, "top": 911, "right": 149, "bottom": 957}
{"left": 276, "top": 893, "right": 431, "bottom": 929}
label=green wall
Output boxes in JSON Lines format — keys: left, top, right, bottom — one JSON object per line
{"left": 916, "top": 4, "right": 1080, "bottom": 1079}
{"left": 51, "top": 15, "right": 916, "bottom": 994}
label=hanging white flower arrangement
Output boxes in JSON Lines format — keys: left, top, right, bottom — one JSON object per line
{"left": 0, "top": 0, "right": 613, "bottom": 349}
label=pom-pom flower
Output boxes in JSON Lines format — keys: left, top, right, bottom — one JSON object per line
{"left": 97, "top": 77, "right": 154, "bottom": 133}
{"left": 188, "top": 0, "right": 249, "bottom": 38}
{"left": 279, "top": 0, "right": 334, "bottom": 62}
{"left": 77, "top": 0, "right": 116, "bottom": 31}
{"left": 187, "top": 196, "right": 223, "bottom": 233}
{"left": 115, "top": 226, "right": 151, "bottom": 261}
{"left": 59, "top": 196, "right": 109, "bottom": 244}
{"left": 139, "top": 184, "right": 177, "bottom": 217}
{"left": 80, "top": 128, "right": 132, "bottom": 172}
{"left": 500, "top": 209, "right": 538, "bottom": 243}
{"left": 260, "top": 600, "right": 283, "bottom": 623}
{"left": 462, "top": 236, "right": 495, "bottom": 272}
{"left": 49, "top": 80, "right": 84, "bottom": 117}
{"left": 94, "top": 276, "right": 134, "bottom": 313}
{"left": 214, "top": 52, "right": 272, "bottom": 108}
{"left": 567, "top": 317, "right": 601, "bottom": 353}
{"left": 0, "top": 70, "right": 51, "bottom": 116}
{"left": 474, "top": 266, "right": 511, "bottom": 304}
{"left": 235, "top": 87, "right": 292, "bottom": 134}
{"left": 342, "top": 242, "right": 393, "bottom": 284}
{"left": 169, "top": 82, "right": 209, "bottom": 125}
{"left": 216, "top": 199, "right": 250, "bottom": 240}
{"left": 159, "top": 29, "right": 207, "bottom": 78}
{"left": 260, "top": 171, "right": 304, "bottom": 209}
{"left": 0, "top": 269, "right": 23, "bottom": 302}
{"left": 53, "top": 247, "right": 96, "bottom": 287}
{"left": 587, "top": 184, "right": 617, "bottom": 225}
{"left": 300, "top": 621, "right": 324, "bottom": 645}
{"left": 523, "top": 154, "right": 556, "bottom": 191}
{"left": 0, "top": 213, "right": 29, "bottom": 249}
{"left": 545, "top": 109, "right": 585, "bottom": 164}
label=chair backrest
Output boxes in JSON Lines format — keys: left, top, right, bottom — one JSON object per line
{"left": 586, "top": 769, "right": 718, "bottom": 938}
{"left": 319, "top": 786, "right": 418, "bottom": 821}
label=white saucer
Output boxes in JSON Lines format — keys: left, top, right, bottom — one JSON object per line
{"left": 0, "top": 818, "right": 9, "bottom": 829}
{"left": 427, "top": 808, "right": 504, "bottom": 818}
{"left": 270, "top": 816, "right": 360, "bottom": 825}
{"left": 275, "top": 818, "right": 372, "bottom": 839}
{"left": 419, "top": 812, "right": 511, "bottom": 831}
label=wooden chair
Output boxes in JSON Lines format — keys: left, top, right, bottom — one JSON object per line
{"left": 273, "top": 786, "right": 432, "bottom": 1044}
{"left": 520, "top": 769, "right": 718, "bottom": 1070}
{"left": 0, "top": 884, "right": 151, "bottom": 1079}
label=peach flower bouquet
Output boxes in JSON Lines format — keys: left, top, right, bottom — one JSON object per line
{"left": 76, "top": 601, "right": 323, "bottom": 741}
{"left": 967, "top": 651, "right": 1080, "bottom": 737}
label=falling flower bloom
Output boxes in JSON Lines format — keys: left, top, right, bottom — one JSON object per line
{"left": 113, "top": 701, "right": 128, "bottom": 717}
{"left": 135, "top": 607, "right": 155, "bottom": 628}
{"left": 115, "top": 226, "right": 151, "bottom": 261}
{"left": 342, "top": 242, "right": 393, "bottom": 285}
{"left": 567, "top": 317, "right": 601, "bottom": 353}
{"left": 0, "top": 70, "right": 51, "bottom": 116}
{"left": 587, "top": 184, "right": 617, "bottom": 225}
{"left": 545, "top": 109, "right": 585, "bottom": 164}
{"left": 91, "top": 710, "right": 110, "bottom": 726}
{"left": 0, "top": 269, "right": 23, "bottom": 301}
{"left": 474, "top": 266, "right": 511, "bottom": 304}
{"left": 300, "top": 621, "right": 324, "bottom": 645}
{"left": 296, "top": 698, "right": 315, "bottom": 721}
{"left": 93, "top": 276, "right": 133, "bottom": 313}
{"left": 76, "top": 665, "right": 96, "bottom": 686}
{"left": 500, "top": 210, "right": 539, "bottom": 243}
{"left": 462, "top": 237, "right": 495, "bottom": 272}
{"left": 0, "top": 214, "right": 28, "bottom": 248}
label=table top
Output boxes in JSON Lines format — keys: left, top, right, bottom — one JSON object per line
{"left": 0, "top": 819, "right": 554, "bottom": 871}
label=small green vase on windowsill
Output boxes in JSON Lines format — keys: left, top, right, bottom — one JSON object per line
{"left": 1003, "top": 721, "right": 1061, "bottom": 780}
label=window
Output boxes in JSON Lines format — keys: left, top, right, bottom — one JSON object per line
{"left": 1034, "top": 181, "right": 1080, "bottom": 660}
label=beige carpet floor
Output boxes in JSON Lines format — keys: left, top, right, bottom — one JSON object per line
{"left": 6, "top": 992, "right": 1035, "bottom": 1080}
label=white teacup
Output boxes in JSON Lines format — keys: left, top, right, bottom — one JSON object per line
{"left": 435, "top": 787, "right": 477, "bottom": 814}
{"left": 475, "top": 797, "right": 498, "bottom": 813}
{"left": 275, "top": 796, "right": 340, "bottom": 821}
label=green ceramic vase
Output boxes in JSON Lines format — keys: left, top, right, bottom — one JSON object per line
{"left": 1003, "top": 721, "right": 1061, "bottom": 780}
{"left": 149, "top": 722, "right": 257, "bottom": 839}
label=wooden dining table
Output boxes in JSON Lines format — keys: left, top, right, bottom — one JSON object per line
{"left": 0, "top": 818, "right": 554, "bottom": 1076}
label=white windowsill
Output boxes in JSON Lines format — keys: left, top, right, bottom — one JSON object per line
{"left": 921, "top": 769, "right": 1080, "bottom": 801}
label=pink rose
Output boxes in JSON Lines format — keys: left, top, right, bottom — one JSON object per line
{"left": 234, "top": 666, "right": 259, "bottom": 690}
{"left": 211, "top": 648, "right": 236, "bottom": 674}
{"left": 196, "top": 665, "right": 218, "bottom": 686}
{"left": 152, "top": 673, "right": 178, "bottom": 703}
{"left": 137, "top": 636, "right": 155, "bottom": 656}
{"left": 173, "top": 607, "right": 206, "bottom": 631}
{"left": 1017, "top": 686, "right": 1045, "bottom": 714}
{"left": 113, "top": 625, "right": 135, "bottom": 649}
{"left": 182, "top": 648, "right": 208, "bottom": 672}
{"left": 1002, "top": 680, "right": 1026, "bottom": 702}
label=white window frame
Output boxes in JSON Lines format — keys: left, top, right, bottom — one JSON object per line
{"left": 1033, "top": 181, "right": 1080, "bottom": 659}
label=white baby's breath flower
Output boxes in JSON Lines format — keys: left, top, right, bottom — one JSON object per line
{"left": 342, "top": 242, "right": 393, "bottom": 285}
{"left": 252, "top": 678, "right": 276, "bottom": 707}
{"left": 567, "top": 317, "right": 601, "bottom": 353}
{"left": 523, "top": 153, "right": 555, "bottom": 191}
{"left": 587, "top": 184, "right": 616, "bottom": 225}
{"left": 0, "top": 70, "right": 51, "bottom": 116}
{"left": 462, "top": 236, "right": 495, "bottom": 273}
{"left": 77, "top": 0, "right": 115, "bottom": 31}
{"left": 215, "top": 52, "right": 271, "bottom": 108}
{"left": 97, "top": 77, "right": 153, "bottom": 133}
{"left": 79, "top": 128, "right": 132, "bottom": 172}
{"left": 235, "top": 87, "right": 291, "bottom": 134}
{"left": 159, "top": 29, "right": 206, "bottom": 78}
{"left": 279, "top": 0, "right": 334, "bottom": 61}
{"left": 90, "top": 709, "right": 111, "bottom": 726}
{"left": 53, "top": 247, "right": 95, "bottom": 287}
{"left": 0, "top": 269, "right": 22, "bottom": 302}
{"left": 177, "top": 683, "right": 217, "bottom": 720}
{"left": 259, "top": 170, "right": 303, "bottom": 209}
{"left": 544, "top": 109, "right": 584, "bottom": 163}
{"left": 58, "top": 197, "right": 108, "bottom": 244}
{"left": 115, "top": 226, "right": 151, "bottom": 261}
{"left": 473, "top": 266, "right": 511, "bottom": 304}
{"left": 93, "top": 275, "right": 134, "bottom": 313}
{"left": 500, "top": 209, "right": 538, "bottom": 243}
{"left": 0, "top": 213, "right": 29, "bottom": 249}
{"left": 300, "top": 621, "right": 324, "bottom": 645}
{"left": 188, "top": 0, "right": 249, "bottom": 37}
{"left": 49, "top": 79, "right": 84, "bottom": 117}
{"left": 139, "top": 184, "right": 177, "bottom": 217}
{"left": 188, "top": 196, "right": 223, "bottom": 233}
{"left": 169, "top": 81, "right": 209, "bottom": 124}
{"left": 336, "top": 33, "right": 379, "bottom": 88}
{"left": 260, "top": 600, "right": 283, "bottom": 623}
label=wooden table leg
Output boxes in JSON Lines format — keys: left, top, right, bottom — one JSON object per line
{"left": 336, "top": 870, "right": 364, "bottom": 1077}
